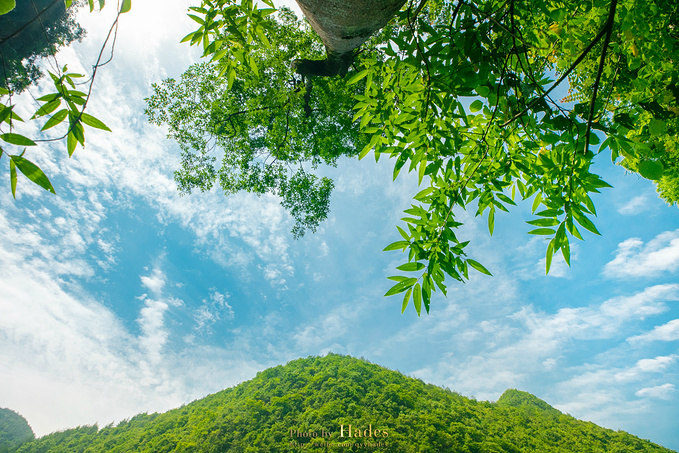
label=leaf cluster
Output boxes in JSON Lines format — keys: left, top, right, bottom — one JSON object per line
{"left": 168, "top": 0, "right": 678, "bottom": 313}
{"left": 0, "top": 0, "right": 84, "bottom": 92}
{"left": 146, "top": 10, "right": 370, "bottom": 238}
{"left": 0, "top": 0, "right": 126, "bottom": 198}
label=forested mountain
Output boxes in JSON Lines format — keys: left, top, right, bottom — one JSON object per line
{"left": 0, "top": 408, "right": 34, "bottom": 453}
{"left": 11, "top": 355, "right": 676, "bottom": 452}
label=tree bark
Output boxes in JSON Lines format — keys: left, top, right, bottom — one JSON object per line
{"left": 292, "top": 0, "right": 407, "bottom": 77}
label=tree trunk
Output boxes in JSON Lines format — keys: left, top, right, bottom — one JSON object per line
{"left": 292, "top": 0, "right": 406, "bottom": 77}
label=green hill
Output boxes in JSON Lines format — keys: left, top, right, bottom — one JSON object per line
{"left": 13, "top": 354, "right": 676, "bottom": 452}
{"left": 0, "top": 408, "right": 34, "bottom": 453}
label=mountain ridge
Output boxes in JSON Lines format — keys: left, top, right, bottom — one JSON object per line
{"left": 9, "top": 354, "right": 676, "bottom": 452}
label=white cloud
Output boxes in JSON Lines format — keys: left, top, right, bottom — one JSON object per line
{"left": 138, "top": 297, "right": 170, "bottom": 366}
{"left": 552, "top": 355, "right": 679, "bottom": 430}
{"left": 603, "top": 230, "right": 679, "bottom": 278}
{"left": 635, "top": 383, "right": 675, "bottom": 400}
{"left": 627, "top": 319, "right": 679, "bottom": 344}
{"left": 194, "top": 290, "right": 234, "bottom": 333}
{"left": 617, "top": 195, "right": 652, "bottom": 215}
{"left": 400, "top": 284, "right": 679, "bottom": 405}
{"left": 141, "top": 268, "right": 166, "bottom": 296}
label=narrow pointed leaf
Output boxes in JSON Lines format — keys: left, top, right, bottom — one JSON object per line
{"left": 401, "top": 287, "right": 412, "bottom": 313}
{"left": 396, "top": 262, "right": 425, "bottom": 272}
{"left": 9, "top": 158, "right": 17, "bottom": 198}
{"left": 11, "top": 156, "right": 56, "bottom": 194}
{"left": 528, "top": 227, "right": 555, "bottom": 235}
{"left": 413, "top": 283, "right": 422, "bottom": 316}
{"left": 467, "top": 259, "right": 492, "bottom": 276}
{"left": 81, "top": 112, "right": 111, "bottom": 131}
{"left": 1, "top": 133, "right": 36, "bottom": 146}
{"left": 385, "top": 278, "right": 416, "bottom": 297}
{"left": 383, "top": 240, "right": 410, "bottom": 251}
{"left": 41, "top": 109, "right": 68, "bottom": 131}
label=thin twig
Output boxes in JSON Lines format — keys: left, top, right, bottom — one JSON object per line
{"left": 584, "top": 0, "right": 618, "bottom": 152}
{"left": 500, "top": 10, "right": 617, "bottom": 128}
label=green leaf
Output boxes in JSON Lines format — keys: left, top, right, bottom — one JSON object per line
{"left": 180, "top": 31, "right": 196, "bottom": 43}
{"left": 572, "top": 210, "right": 601, "bottom": 235}
{"left": 526, "top": 218, "right": 559, "bottom": 227}
{"left": 9, "top": 158, "right": 17, "bottom": 198}
{"left": 488, "top": 206, "right": 495, "bottom": 236}
{"left": 396, "top": 262, "right": 425, "bottom": 272}
{"left": 528, "top": 227, "right": 555, "bottom": 235}
{"left": 11, "top": 155, "right": 56, "bottom": 194}
{"left": 0, "top": 105, "right": 11, "bottom": 123}
{"left": 531, "top": 192, "right": 542, "bottom": 213}
{"left": 67, "top": 131, "right": 77, "bottom": 156}
{"left": 401, "top": 287, "right": 412, "bottom": 313}
{"left": 422, "top": 284, "right": 431, "bottom": 314}
{"left": 120, "top": 0, "right": 130, "bottom": 13}
{"left": 81, "top": 112, "right": 112, "bottom": 131}
{"left": 470, "top": 99, "right": 483, "bottom": 112}
{"left": 347, "top": 69, "right": 370, "bottom": 85}
{"left": 413, "top": 283, "right": 422, "bottom": 316}
{"left": 383, "top": 240, "right": 410, "bottom": 251}
{"left": 648, "top": 119, "right": 666, "bottom": 136}
{"left": 187, "top": 13, "right": 204, "bottom": 24}
{"left": 545, "top": 241, "right": 554, "bottom": 274}
{"left": 32, "top": 99, "right": 61, "bottom": 119}
{"left": 385, "top": 278, "right": 417, "bottom": 296}
{"left": 638, "top": 160, "right": 663, "bottom": 180}
{"left": 1, "top": 133, "right": 36, "bottom": 146}
{"left": 0, "top": 0, "right": 16, "bottom": 15}
{"left": 561, "top": 235, "right": 571, "bottom": 266}
{"left": 41, "top": 109, "right": 68, "bottom": 131}
{"left": 467, "top": 259, "right": 492, "bottom": 276}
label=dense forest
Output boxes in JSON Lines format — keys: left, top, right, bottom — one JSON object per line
{"left": 4, "top": 355, "right": 675, "bottom": 452}
{"left": 0, "top": 408, "right": 34, "bottom": 453}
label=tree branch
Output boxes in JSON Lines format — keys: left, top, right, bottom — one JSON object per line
{"left": 584, "top": 0, "right": 618, "bottom": 152}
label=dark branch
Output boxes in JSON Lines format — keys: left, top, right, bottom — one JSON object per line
{"left": 292, "top": 51, "right": 354, "bottom": 78}
{"left": 584, "top": 0, "right": 618, "bottom": 152}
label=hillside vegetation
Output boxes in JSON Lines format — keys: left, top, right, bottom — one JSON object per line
{"left": 0, "top": 408, "right": 34, "bottom": 453}
{"left": 12, "top": 354, "right": 676, "bottom": 452}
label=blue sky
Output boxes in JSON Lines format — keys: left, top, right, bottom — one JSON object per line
{"left": 1, "top": 0, "right": 678, "bottom": 450}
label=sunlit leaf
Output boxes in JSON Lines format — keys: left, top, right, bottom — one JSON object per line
{"left": 467, "top": 259, "right": 492, "bottom": 276}
{"left": 41, "top": 109, "right": 68, "bottom": 131}
{"left": 11, "top": 155, "right": 56, "bottom": 194}
{"left": 81, "top": 113, "right": 112, "bottom": 131}
{"left": 396, "top": 262, "right": 425, "bottom": 272}
{"left": 1, "top": 133, "right": 36, "bottom": 146}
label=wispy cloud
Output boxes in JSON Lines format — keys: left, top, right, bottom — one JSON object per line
{"left": 193, "top": 290, "right": 234, "bottom": 333}
{"left": 603, "top": 230, "right": 679, "bottom": 278}
{"left": 402, "top": 284, "right": 678, "bottom": 403}
{"left": 627, "top": 318, "right": 679, "bottom": 344}
{"left": 617, "top": 195, "right": 653, "bottom": 215}
{"left": 141, "top": 268, "right": 166, "bottom": 297}
{"left": 635, "top": 383, "right": 676, "bottom": 400}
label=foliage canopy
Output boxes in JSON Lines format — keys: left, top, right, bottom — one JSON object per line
{"left": 0, "top": 0, "right": 126, "bottom": 199}
{"left": 0, "top": 0, "right": 85, "bottom": 93}
{"left": 147, "top": 0, "right": 679, "bottom": 315}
